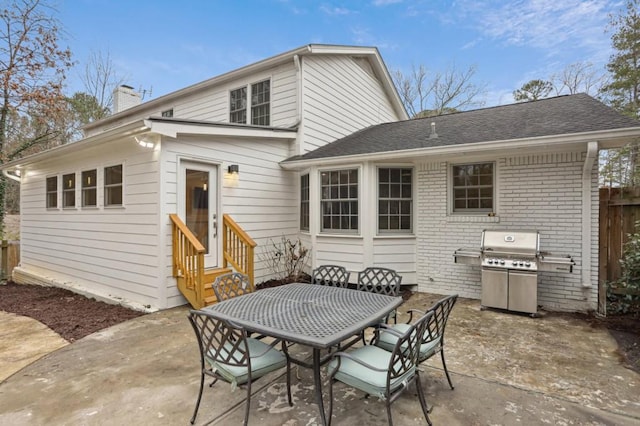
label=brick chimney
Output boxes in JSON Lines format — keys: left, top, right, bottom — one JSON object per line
{"left": 112, "top": 85, "right": 141, "bottom": 113}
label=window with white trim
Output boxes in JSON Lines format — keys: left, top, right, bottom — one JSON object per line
{"left": 300, "top": 173, "right": 309, "bottom": 231}
{"left": 104, "top": 164, "right": 123, "bottom": 206}
{"left": 229, "top": 79, "right": 270, "bottom": 126}
{"left": 320, "top": 169, "right": 358, "bottom": 232}
{"left": 62, "top": 173, "right": 76, "bottom": 208}
{"left": 451, "top": 162, "right": 494, "bottom": 213}
{"left": 82, "top": 169, "right": 97, "bottom": 207}
{"left": 251, "top": 80, "right": 270, "bottom": 125}
{"left": 378, "top": 167, "right": 412, "bottom": 232}
{"left": 46, "top": 176, "right": 58, "bottom": 209}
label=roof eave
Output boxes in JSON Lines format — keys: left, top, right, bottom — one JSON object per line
{"left": 280, "top": 127, "right": 640, "bottom": 169}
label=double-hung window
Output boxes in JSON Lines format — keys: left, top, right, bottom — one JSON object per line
{"left": 104, "top": 164, "right": 123, "bottom": 206}
{"left": 62, "top": 173, "right": 76, "bottom": 208}
{"left": 320, "top": 169, "right": 358, "bottom": 233}
{"left": 82, "top": 169, "right": 97, "bottom": 207}
{"left": 300, "top": 174, "right": 310, "bottom": 232}
{"left": 452, "top": 162, "right": 494, "bottom": 213}
{"left": 378, "top": 167, "right": 412, "bottom": 232}
{"left": 229, "top": 79, "right": 270, "bottom": 126}
{"left": 46, "top": 176, "right": 58, "bottom": 209}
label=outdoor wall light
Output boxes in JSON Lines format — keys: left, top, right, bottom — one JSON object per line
{"left": 228, "top": 164, "right": 239, "bottom": 174}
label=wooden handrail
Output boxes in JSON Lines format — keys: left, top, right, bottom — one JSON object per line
{"left": 170, "top": 214, "right": 206, "bottom": 303}
{"left": 222, "top": 214, "right": 257, "bottom": 286}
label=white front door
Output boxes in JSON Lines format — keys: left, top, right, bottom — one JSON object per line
{"left": 179, "top": 161, "right": 218, "bottom": 269}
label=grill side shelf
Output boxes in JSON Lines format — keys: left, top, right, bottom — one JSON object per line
{"left": 453, "top": 248, "right": 481, "bottom": 265}
{"left": 538, "top": 255, "right": 575, "bottom": 273}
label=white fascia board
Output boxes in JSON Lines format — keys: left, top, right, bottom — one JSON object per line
{"left": 145, "top": 120, "right": 298, "bottom": 140}
{"left": 280, "top": 127, "right": 640, "bottom": 170}
{"left": 1, "top": 120, "right": 150, "bottom": 170}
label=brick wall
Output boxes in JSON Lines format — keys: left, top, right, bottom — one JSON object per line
{"left": 416, "top": 150, "right": 598, "bottom": 312}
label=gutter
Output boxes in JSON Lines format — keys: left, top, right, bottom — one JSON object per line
{"left": 581, "top": 141, "right": 598, "bottom": 288}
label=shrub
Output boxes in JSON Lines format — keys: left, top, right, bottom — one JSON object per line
{"left": 259, "top": 236, "right": 310, "bottom": 282}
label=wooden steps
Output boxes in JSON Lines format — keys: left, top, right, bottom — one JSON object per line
{"left": 201, "top": 267, "right": 232, "bottom": 307}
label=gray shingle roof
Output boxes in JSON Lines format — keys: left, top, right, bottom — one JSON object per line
{"left": 286, "top": 94, "right": 640, "bottom": 162}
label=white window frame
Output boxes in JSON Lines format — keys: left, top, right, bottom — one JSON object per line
{"left": 319, "top": 167, "right": 359, "bottom": 234}
{"left": 46, "top": 175, "right": 58, "bottom": 209}
{"left": 229, "top": 78, "right": 271, "bottom": 126}
{"left": 81, "top": 169, "right": 98, "bottom": 208}
{"left": 104, "top": 164, "right": 124, "bottom": 207}
{"left": 450, "top": 162, "right": 496, "bottom": 214}
{"left": 377, "top": 166, "right": 413, "bottom": 234}
{"left": 300, "top": 173, "right": 310, "bottom": 232}
{"left": 62, "top": 172, "right": 76, "bottom": 209}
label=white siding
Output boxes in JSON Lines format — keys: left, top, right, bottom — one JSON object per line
{"left": 301, "top": 55, "right": 399, "bottom": 153}
{"left": 160, "top": 136, "right": 299, "bottom": 307}
{"left": 84, "top": 62, "right": 299, "bottom": 138}
{"left": 416, "top": 151, "right": 598, "bottom": 312}
{"left": 17, "top": 139, "right": 162, "bottom": 309}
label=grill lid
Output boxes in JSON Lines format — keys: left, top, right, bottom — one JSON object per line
{"left": 481, "top": 230, "right": 539, "bottom": 256}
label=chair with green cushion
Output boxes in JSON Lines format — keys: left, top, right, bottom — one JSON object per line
{"left": 327, "top": 311, "right": 433, "bottom": 426}
{"left": 212, "top": 272, "right": 255, "bottom": 302}
{"left": 188, "top": 309, "right": 292, "bottom": 425}
{"left": 311, "top": 265, "right": 350, "bottom": 288}
{"left": 373, "top": 294, "right": 458, "bottom": 389}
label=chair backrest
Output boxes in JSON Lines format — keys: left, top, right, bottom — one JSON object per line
{"left": 213, "top": 272, "right": 254, "bottom": 302}
{"left": 387, "top": 310, "right": 433, "bottom": 385}
{"left": 189, "top": 310, "right": 250, "bottom": 372}
{"left": 311, "top": 265, "right": 349, "bottom": 288}
{"left": 423, "top": 294, "right": 458, "bottom": 347}
{"left": 357, "top": 267, "right": 402, "bottom": 296}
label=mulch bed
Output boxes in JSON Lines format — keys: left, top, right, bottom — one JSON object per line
{"left": 0, "top": 281, "right": 145, "bottom": 342}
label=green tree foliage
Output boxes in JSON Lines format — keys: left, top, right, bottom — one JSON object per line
{"left": 0, "top": 0, "right": 73, "bottom": 237}
{"left": 513, "top": 79, "right": 554, "bottom": 102}
{"left": 602, "top": 0, "right": 640, "bottom": 119}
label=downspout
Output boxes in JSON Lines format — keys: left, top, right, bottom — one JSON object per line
{"left": 2, "top": 169, "right": 21, "bottom": 182}
{"left": 293, "top": 54, "right": 303, "bottom": 156}
{"left": 581, "top": 141, "right": 598, "bottom": 288}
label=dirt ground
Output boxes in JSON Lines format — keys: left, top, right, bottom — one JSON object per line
{"left": 0, "top": 281, "right": 638, "bottom": 373}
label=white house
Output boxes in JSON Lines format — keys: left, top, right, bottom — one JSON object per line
{"left": 3, "top": 44, "right": 640, "bottom": 314}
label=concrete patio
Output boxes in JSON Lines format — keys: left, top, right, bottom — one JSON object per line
{"left": 0, "top": 292, "right": 639, "bottom": 425}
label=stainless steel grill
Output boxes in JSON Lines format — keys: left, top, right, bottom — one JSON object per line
{"left": 454, "top": 229, "right": 575, "bottom": 316}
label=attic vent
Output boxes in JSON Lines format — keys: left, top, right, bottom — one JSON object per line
{"left": 429, "top": 122, "right": 438, "bottom": 139}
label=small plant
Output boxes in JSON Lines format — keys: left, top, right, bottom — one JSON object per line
{"left": 609, "top": 220, "right": 640, "bottom": 315}
{"left": 259, "top": 236, "right": 310, "bottom": 282}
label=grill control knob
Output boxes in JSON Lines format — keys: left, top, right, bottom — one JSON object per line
{"left": 499, "top": 259, "right": 505, "bottom": 265}
{"left": 512, "top": 260, "right": 518, "bottom": 266}
{"left": 525, "top": 261, "right": 531, "bottom": 267}
{"left": 487, "top": 259, "right": 493, "bottom": 264}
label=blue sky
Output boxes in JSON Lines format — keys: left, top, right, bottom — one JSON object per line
{"left": 57, "top": 0, "right": 622, "bottom": 108}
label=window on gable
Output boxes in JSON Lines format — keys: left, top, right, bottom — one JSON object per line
{"left": 82, "top": 169, "right": 97, "bottom": 207}
{"left": 378, "top": 167, "right": 412, "bottom": 233}
{"left": 62, "top": 173, "right": 76, "bottom": 208}
{"left": 161, "top": 108, "right": 173, "bottom": 117}
{"left": 46, "top": 176, "right": 58, "bottom": 209}
{"left": 104, "top": 164, "right": 123, "bottom": 206}
{"left": 452, "top": 162, "right": 494, "bottom": 213}
{"left": 251, "top": 80, "right": 270, "bottom": 126}
{"left": 300, "top": 173, "right": 309, "bottom": 231}
{"left": 230, "top": 87, "right": 247, "bottom": 124}
{"left": 320, "top": 169, "right": 358, "bottom": 233}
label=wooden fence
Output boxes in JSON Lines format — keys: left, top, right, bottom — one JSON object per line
{"left": 599, "top": 187, "right": 640, "bottom": 284}
{"left": 1, "top": 240, "right": 20, "bottom": 281}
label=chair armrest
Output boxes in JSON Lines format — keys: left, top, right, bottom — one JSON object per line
{"left": 405, "top": 309, "right": 425, "bottom": 323}
{"left": 330, "top": 351, "right": 388, "bottom": 373}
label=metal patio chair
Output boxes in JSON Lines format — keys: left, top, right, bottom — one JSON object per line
{"left": 327, "top": 310, "right": 434, "bottom": 426}
{"left": 311, "top": 265, "right": 350, "bottom": 288}
{"left": 373, "top": 294, "right": 458, "bottom": 389}
{"left": 357, "top": 267, "right": 402, "bottom": 325}
{"left": 188, "top": 309, "right": 292, "bottom": 425}
{"left": 212, "top": 272, "right": 254, "bottom": 302}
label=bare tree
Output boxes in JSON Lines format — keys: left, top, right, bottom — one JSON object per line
{"left": 393, "top": 63, "right": 486, "bottom": 118}
{"left": 0, "top": 0, "right": 73, "bottom": 235}
{"left": 80, "top": 49, "right": 127, "bottom": 117}
{"left": 550, "top": 61, "right": 608, "bottom": 96}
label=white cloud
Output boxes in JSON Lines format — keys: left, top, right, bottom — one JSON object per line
{"left": 372, "top": 0, "right": 403, "bottom": 6}
{"left": 455, "top": 0, "right": 612, "bottom": 57}
{"left": 320, "top": 4, "right": 355, "bottom": 15}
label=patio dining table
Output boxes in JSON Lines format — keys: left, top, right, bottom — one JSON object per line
{"left": 203, "top": 282, "right": 403, "bottom": 425}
